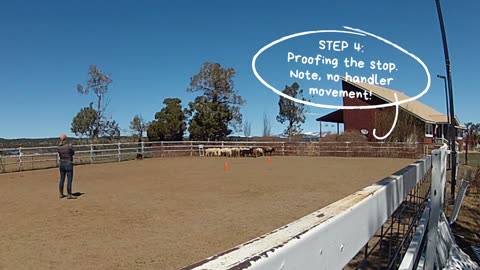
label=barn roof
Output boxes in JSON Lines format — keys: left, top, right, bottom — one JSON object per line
{"left": 316, "top": 109, "right": 343, "bottom": 123}
{"left": 340, "top": 79, "right": 465, "bottom": 128}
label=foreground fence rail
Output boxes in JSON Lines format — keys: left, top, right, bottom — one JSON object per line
{"left": 0, "top": 141, "right": 430, "bottom": 174}
{"left": 178, "top": 145, "right": 479, "bottom": 270}
{"left": 179, "top": 153, "right": 433, "bottom": 270}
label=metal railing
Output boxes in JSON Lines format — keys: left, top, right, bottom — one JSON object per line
{"left": 179, "top": 144, "right": 479, "bottom": 270}
{"left": 179, "top": 150, "right": 434, "bottom": 270}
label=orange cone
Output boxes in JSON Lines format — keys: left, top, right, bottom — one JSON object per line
{"left": 224, "top": 161, "right": 229, "bottom": 171}
{"left": 267, "top": 156, "right": 271, "bottom": 163}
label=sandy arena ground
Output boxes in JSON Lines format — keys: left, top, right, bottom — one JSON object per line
{"left": 0, "top": 156, "right": 415, "bottom": 270}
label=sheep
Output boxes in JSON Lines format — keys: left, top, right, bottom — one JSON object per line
{"left": 253, "top": 148, "right": 264, "bottom": 157}
{"left": 230, "top": 148, "right": 240, "bottom": 157}
{"left": 205, "top": 148, "right": 222, "bottom": 157}
{"left": 205, "top": 148, "right": 217, "bottom": 157}
{"left": 221, "top": 148, "right": 232, "bottom": 157}
{"left": 263, "top": 147, "right": 275, "bottom": 156}
{"left": 240, "top": 147, "right": 254, "bottom": 157}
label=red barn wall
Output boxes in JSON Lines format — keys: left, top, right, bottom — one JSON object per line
{"left": 341, "top": 81, "right": 384, "bottom": 141}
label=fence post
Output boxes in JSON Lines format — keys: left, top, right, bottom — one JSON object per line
{"left": 90, "top": 144, "right": 94, "bottom": 164}
{"left": 450, "top": 179, "right": 470, "bottom": 224}
{"left": 0, "top": 155, "right": 3, "bottom": 173}
{"left": 346, "top": 142, "right": 350, "bottom": 157}
{"left": 18, "top": 147, "right": 23, "bottom": 172}
{"left": 282, "top": 142, "right": 285, "bottom": 156}
{"left": 118, "top": 143, "right": 121, "bottom": 162}
{"left": 425, "top": 146, "right": 446, "bottom": 270}
{"left": 141, "top": 142, "right": 145, "bottom": 158}
{"left": 161, "top": 141, "right": 164, "bottom": 157}
{"left": 190, "top": 142, "right": 193, "bottom": 157}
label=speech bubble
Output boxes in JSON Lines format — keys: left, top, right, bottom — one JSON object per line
{"left": 251, "top": 26, "right": 431, "bottom": 110}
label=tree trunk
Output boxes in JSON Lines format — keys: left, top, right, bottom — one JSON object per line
{"left": 94, "top": 94, "right": 102, "bottom": 141}
{"left": 288, "top": 121, "right": 293, "bottom": 141}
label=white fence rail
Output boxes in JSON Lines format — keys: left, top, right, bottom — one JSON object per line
{"left": 179, "top": 145, "right": 479, "bottom": 270}
{"left": 0, "top": 141, "right": 428, "bottom": 173}
{"left": 179, "top": 153, "right": 433, "bottom": 270}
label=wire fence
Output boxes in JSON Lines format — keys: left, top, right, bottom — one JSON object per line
{"left": 459, "top": 151, "right": 480, "bottom": 167}
{"left": 0, "top": 141, "right": 434, "bottom": 174}
{"left": 179, "top": 149, "right": 435, "bottom": 270}
{"left": 346, "top": 164, "right": 432, "bottom": 269}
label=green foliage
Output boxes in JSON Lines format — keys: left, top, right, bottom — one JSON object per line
{"left": 186, "top": 97, "right": 233, "bottom": 141}
{"left": 147, "top": 98, "right": 187, "bottom": 141}
{"left": 276, "top": 82, "right": 307, "bottom": 138}
{"left": 129, "top": 115, "right": 148, "bottom": 140}
{"left": 71, "top": 103, "right": 97, "bottom": 138}
{"left": 71, "top": 102, "right": 121, "bottom": 142}
{"left": 100, "top": 120, "right": 121, "bottom": 141}
{"left": 186, "top": 62, "right": 245, "bottom": 140}
{"left": 76, "top": 64, "right": 113, "bottom": 140}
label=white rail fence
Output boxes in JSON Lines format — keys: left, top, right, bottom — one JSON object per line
{"left": 179, "top": 145, "right": 479, "bottom": 270}
{"left": 0, "top": 141, "right": 429, "bottom": 173}
{"left": 0, "top": 141, "right": 475, "bottom": 268}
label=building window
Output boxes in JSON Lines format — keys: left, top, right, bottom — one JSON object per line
{"left": 425, "top": 123, "right": 433, "bottom": 137}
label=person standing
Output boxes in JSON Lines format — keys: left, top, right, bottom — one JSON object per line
{"left": 57, "top": 134, "right": 76, "bottom": 199}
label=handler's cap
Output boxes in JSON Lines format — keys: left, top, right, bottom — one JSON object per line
{"left": 60, "top": 134, "right": 67, "bottom": 140}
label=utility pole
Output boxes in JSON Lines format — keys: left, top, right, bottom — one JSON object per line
{"left": 436, "top": 75, "right": 450, "bottom": 139}
{"left": 435, "top": 0, "right": 457, "bottom": 202}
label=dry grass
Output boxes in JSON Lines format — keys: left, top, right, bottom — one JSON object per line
{"left": 447, "top": 164, "right": 480, "bottom": 265}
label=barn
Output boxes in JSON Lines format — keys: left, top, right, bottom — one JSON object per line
{"left": 316, "top": 78, "right": 466, "bottom": 144}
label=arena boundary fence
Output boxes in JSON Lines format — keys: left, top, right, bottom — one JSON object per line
{"left": 1, "top": 142, "right": 476, "bottom": 268}
{"left": 178, "top": 145, "right": 480, "bottom": 270}
{"left": 0, "top": 141, "right": 432, "bottom": 174}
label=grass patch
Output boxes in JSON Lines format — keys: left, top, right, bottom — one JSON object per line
{"left": 459, "top": 152, "right": 480, "bottom": 167}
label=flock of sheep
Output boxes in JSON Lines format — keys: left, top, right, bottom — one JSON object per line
{"left": 204, "top": 146, "right": 275, "bottom": 158}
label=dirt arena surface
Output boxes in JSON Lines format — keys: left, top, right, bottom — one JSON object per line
{"left": 0, "top": 156, "right": 415, "bottom": 270}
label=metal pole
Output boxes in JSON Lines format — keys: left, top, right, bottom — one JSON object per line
{"left": 437, "top": 75, "right": 450, "bottom": 139}
{"left": 319, "top": 121, "right": 322, "bottom": 142}
{"left": 435, "top": 0, "right": 457, "bottom": 202}
{"left": 465, "top": 138, "right": 468, "bottom": 165}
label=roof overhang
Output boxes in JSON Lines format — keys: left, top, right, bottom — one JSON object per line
{"left": 316, "top": 109, "right": 344, "bottom": 123}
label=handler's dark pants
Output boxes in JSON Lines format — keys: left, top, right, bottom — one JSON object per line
{"left": 59, "top": 161, "right": 74, "bottom": 195}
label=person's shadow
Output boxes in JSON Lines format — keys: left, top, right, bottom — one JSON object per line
{"left": 71, "top": 192, "right": 85, "bottom": 197}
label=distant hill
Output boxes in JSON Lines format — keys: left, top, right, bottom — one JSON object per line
{"left": 0, "top": 132, "right": 327, "bottom": 149}
{"left": 0, "top": 136, "right": 134, "bottom": 149}
{"left": 0, "top": 137, "right": 86, "bottom": 149}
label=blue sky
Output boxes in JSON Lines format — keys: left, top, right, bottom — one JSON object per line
{"left": 0, "top": 0, "right": 478, "bottom": 139}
